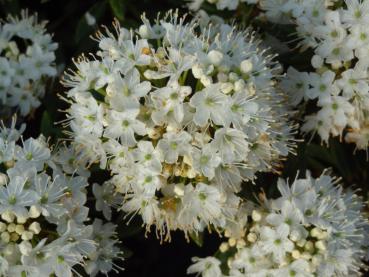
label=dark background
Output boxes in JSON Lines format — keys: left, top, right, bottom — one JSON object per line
{"left": 1, "top": 0, "right": 368, "bottom": 276}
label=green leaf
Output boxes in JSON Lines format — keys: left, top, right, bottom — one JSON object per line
{"left": 109, "top": 0, "right": 125, "bottom": 21}
{"left": 40, "top": 111, "right": 53, "bottom": 138}
{"left": 189, "top": 231, "right": 204, "bottom": 247}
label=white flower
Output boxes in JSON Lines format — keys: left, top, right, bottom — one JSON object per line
{"left": 0, "top": 176, "right": 38, "bottom": 218}
{"left": 157, "top": 131, "right": 192, "bottom": 164}
{"left": 0, "top": 10, "right": 57, "bottom": 116}
{"left": 190, "top": 84, "right": 230, "bottom": 127}
{"left": 187, "top": 257, "right": 222, "bottom": 277}
{"left": 259, "top": 224, "right": 294, "bottom": 262}
{"left": 191, "top": 144, "right": 221, "bottom": 180}
{"left": 212, "top": 128, "right": 249, "bottom": 164}
{"left": 151, "top": 83, "right": 192, "bottom": 126}
{"left": 105, "top": 110, "right": 147, "bottom": 147}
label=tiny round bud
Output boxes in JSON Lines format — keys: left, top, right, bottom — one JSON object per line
{"left": 85, "top": 12, "right": 96, "bottom": 26}
{"left": 311, "top": 55, "right": 323, "bottom": 69}
{"left": 217, "top": 72, "right": 228, "bottom": 83}
{"left": 21, "top": 231, "right": 34, "bottom": 241}
{"left": 300, "top": 252, "right": 312, "bottom": 260}
{"left": 15, "top": 224, "right": 25, "bottom": 235}
{"left": 0, "top": 173, "right": 8, "bottom": 186}
{"left": 251, "top": 210, "right": 262, "bottom": 222}
{"left": 310, "top": 227, "right": 321, "bottom": 238}
{"left": 228, "top": 238, "right": 237, "bottom": 247}
{"left": 240, "top": 59, "right": 253, "bottom": 74}
{"left": 0, "top": 222, "right": 7, "bottom": 232}
{"left": 29, "top": 205, "right": 41, "bottom": 218}
{"left": 229, "top": 72, "right": 239, "bottom": 82}
{"left": 1, "top": 232, "right": 10, "bottom": 243}
{"left": 296, "top": 239, "right": 306, "bottom": 247}
{"left": 304, "top": 241, "right": 314, "bottom": 252}
{"left": 7, "top": 223, "right": 16, "bottom": 233}
{"left": 173, "top": 185, "right": 185, "bottom": 197}
{"left": 247, "top": 232, "right": 257, "bottom": 243}
{"left": 28, "top": 222, "right": 41, "bottom": 235}
{"left": 219, "top": 242, "right": 229, "bottom": 253}
{"left": 1, "top": 211, "right": 15, "bottom": 223}
{"left": 291, "top": 250, "right": 301, "bottom": 259}
{"left": 220, "top": 82, "right": 234, "bottom": 94}
{"left": 234, "top": 80, "right": 245, "bottom": 92}
{"left": 315, "top": 240, "right": 326, "bottom": 251}
{"left": 139, "top": 25, "right": 150, "bottom": 39}
{"left": 208, "top": 50, "right": 223, "bottom": 66}
{"left": 17, "top": 215, "right": 28, "bottom": 224}
{"left": 10, "top": 232, "right": 19, "bottom": 242}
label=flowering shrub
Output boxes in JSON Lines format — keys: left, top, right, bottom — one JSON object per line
{"left": 0, "top": 2, "right": 368, "bottom": 276}
{"left": 188, "top": 171, "right": 369, "bottom": 277}
{"left": 62, "top": 11, "right": 296, "bottom": 238}
{"left": 0, "top": 118, "right": 122, "bottom": 276}
{"left": 0, "top": 10, "right": 57, "bottom": 117}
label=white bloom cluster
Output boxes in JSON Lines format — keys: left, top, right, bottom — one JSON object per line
{"left": 0, "top": 119, "right": 122, "bottom": 276}
{"left": 187, "top": 0, "right": 258, "bottom": 11}
{"left": 188, "top": 171, "right": 369, "bottom": 277}
{"left": 275, "top": 0, "right": 369, "bottom": 149}
{"left": 0, "top": 10, "right": 57, "bottom": 116}
{"left": 188, "top": 0, "right": 369, "bottom": 150}
{"left": 62, "top": 11, "right": 295, "bottom": 238}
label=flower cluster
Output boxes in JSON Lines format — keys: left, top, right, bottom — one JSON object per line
{"left": 62, "top": 11, "right": 295, "bottom": 238}
{"left": 195, "top": 0, "right": 369, "bottom": 150}
{"left": 275, "top": 0, "right": 369, "bottom": 150}
{"left": 188, "top": 171, "right": 369, "bottom": 277}
{"left": 0, "top": 10, "right": 57, "bottom": 116}
{"left": 0, "top": 119, "right": 122, "bottom": 277}
{"left": 187, "top": 0, "right": 258, "bottom": 11}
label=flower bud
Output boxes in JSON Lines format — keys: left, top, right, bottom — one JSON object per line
{"left": 7, "top": 223, "right": 16, "bottom": 233}
{"left": 29, "top": 205, "right": 41, "bottom": 218}
{"left": 240, "top": 59, "right": 253, "bottom": 74}
{"left": 0, "top": 173, "right": 8, "bottom": 186}
{"left": 1, "top": 211, "right": 15, "bottom": 223}
{"left": 15, "top": 224, "right": 25, "bottom": 235}
{"left": 315, "top": 240, "right": 326, "bottom": 251}
{"left": 139, "top": 25, "right": 150, "bottom": 39}
{"left": 0, "top": 222, "right": 7, "bottom": 232}
{"left": 251, "top": 210, "right": 262, "bottom": 222}
{"left": 228, "top": 238, "right": 236, "bottom": 247}
{"left": 10, "top": 232, "right": 19, "bottom": 242}
{"left": 247, "top": 232, "right": 257, "bottom": 243}
{"left": 208, "top": 50, "right": 223, "bottom": 66}
{"left": 219, "top": 242, "right": 229, "bottom": 253}
{"left": 1, "top": 232, "right": 10, "bottom": 243}
{"left": 21, "top": 231, "right": 34, "bottom": 241}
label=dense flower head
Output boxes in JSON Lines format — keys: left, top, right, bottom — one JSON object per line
{"left": 188, "top": 171, "right": 369, "bottom": 277}
{"left": 187, "top": 0, "right": 258, "bottom": 11}
{"left": 62, "top": 11, "right": 296, "bottom": 238}
{"left": 0, "top": 118, "right": 122, "bottom": 277}
{"left": 0, "top": 10, "right": 57, "bottom": 116}
{"left": 189, "top": 0, "right": 369, "bottom": 150}
{"left": 274, "top": 0, "right": 369, "bottom": 150}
